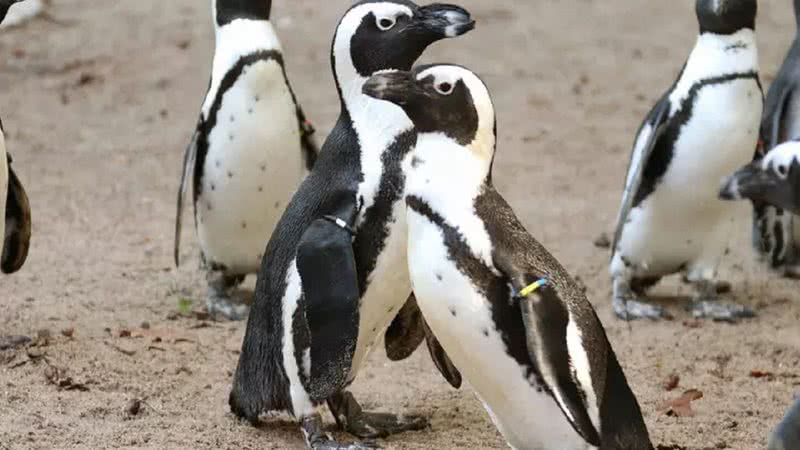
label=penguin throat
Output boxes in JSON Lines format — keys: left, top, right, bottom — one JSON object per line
{"left": 406, "top": 133, "right": 490, "bottom": 200}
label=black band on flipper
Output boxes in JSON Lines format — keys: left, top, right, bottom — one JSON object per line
{"left": 297, "top": 216, "right": 360, "bottom": 403}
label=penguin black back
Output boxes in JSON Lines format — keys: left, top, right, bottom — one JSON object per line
{"left": 216, "top": 0, "right": 271, "bottom": 26}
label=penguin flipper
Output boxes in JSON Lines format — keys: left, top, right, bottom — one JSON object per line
{"left": 296, "top": 208, "right": 360, "bottom": 402}
{"left": 611, "top": 96, "right": 671, "bottom": 255}
{"left": 513, "top": 280, "right": 601, "bottom": 447}
{"left": 384, "top": 294, "right": 426, "bottom": 361}
{"left": 421, "top": 318, "right": 461, "bottom": 389}
{"left": 2, "top": 161, "right": 30, "bottom": 274}
{"left": 295, "top": 105, "right": 319, "bottom": 171}
{"left": 174, "top": 128, "right": 198, "bottom": 267}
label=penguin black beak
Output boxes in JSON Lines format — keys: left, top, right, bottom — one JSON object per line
{"left": 362, "top": 70, "right": 417, "bottom": 106}
{"left": 0, "top": 0, "right": 24, "bottom": 24}
{"left": 410, "top": 3, "right": 475, "bottom": 40}
{"left": 719, "top": 164, "right": 800, "bottom": 213}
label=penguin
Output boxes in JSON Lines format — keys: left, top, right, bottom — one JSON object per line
{"left": 228, "top": 2, "right": 475, "bottom": 449}
{"left": 720, "top": 140, "right": 800, "bottom": 213}
{"left": 768, "top": 397, "right": 800, "bottom": 450}
{"left": 362, "top": 64, "right": 653, "bottom": 450}
{"left": 749, "top": 0, "right": 800, "bottom": 277}
{"left": 610, "top": 0, "right": 762, "bottom": 322}
{"left": 174, "top": 0, "right": 319, "bottom": 320}
{"left": 0, "top": 0, "right": 32, "bottom": 274}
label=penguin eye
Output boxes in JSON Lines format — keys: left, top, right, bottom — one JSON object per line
{"left": 777, "top": 164, "right": 788, "bottom": 177}
{"left": 435, "top": 82, "right": 454, "bottom": 95}
{"left": 377, "top": 17, "right": 396, "bottom": 31}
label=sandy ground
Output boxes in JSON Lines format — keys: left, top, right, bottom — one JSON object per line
{"left": 1, "top": 0, "right": 799, "bottom": 449}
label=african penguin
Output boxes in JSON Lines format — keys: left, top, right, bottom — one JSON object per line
{"left": 174, "top": 0, "right": 319, "bottom": 320}
{"left": 769, "top": 397, "right": 800, "bottom": 450}
{"left": 721, "top": 140, "right": 800, "bottom": 213}
{"left": 611, "top": 0, "right": 761, "bottom": 322}
{"left": 0, "top": 0, "right": 32, "bottom": 275}
{"left": 228, "top": 2, "right": 474, "bottom": 449}
{"left": 363, "top": 64, "right": 653, "bottom": 450}
{"left": 749, "top": 0, "right": 800, "bottom": 277}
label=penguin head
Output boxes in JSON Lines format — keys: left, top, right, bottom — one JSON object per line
{"left": 696, "top": 0, "right": 756, "bottom": 35}
{"left": 719, "top": 142, "right": 800, "bottom": 214}
{"left": 0, "top": 0, "right": 25, "bottom": 24}
{"left": 332, "top": 1, "right": 474, "bottom": 93}
{"left": 214, "top": 0, "right": 271, "bottom": 27}
{"left": 363, "top": 64, "right": 496, "bottom": 161}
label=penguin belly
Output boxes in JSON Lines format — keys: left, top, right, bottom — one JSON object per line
{"left": 615, "top": 79, "right": 762, "bottom": 278}
{"left": 0, "top": 129, "right": 7, "bottom": 248}
{"left": 196, "top": 59, "right": 302, "bottom": 275}
{"left": 349, "top": 203, "right": 412, "bottom": 376}
{"left": 407, "top": 212, "right": 592, "bottom": 450}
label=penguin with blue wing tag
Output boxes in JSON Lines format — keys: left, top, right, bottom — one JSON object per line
{"left": 364, "top": 64, "right": 653, "bottom": 450}
{"left": 611, "top": 0, "right": 761, "bottom": 322}
{"left": 228, "top": 2, "right": 475, "bottom": 449}
{"left": 174, "top": 0, "right": 320, "bottom": 320}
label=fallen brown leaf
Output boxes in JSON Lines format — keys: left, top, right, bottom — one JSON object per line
{"left": 658, "top": 389, "right": 703, "bottom": 417}
{"left": 60, "top": 328, "right": 75, "bottom": 338}
{"left": 682, "top": 319, "right": 703, "bottom": 329}
{"left": 749, "top": 370, "right": 774, "bottom": 379}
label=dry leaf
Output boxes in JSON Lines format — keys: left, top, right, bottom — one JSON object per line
{"left": 749, "top": 370, "right": 774, "bottom": 379}
{"left": 662, "top": 374, "right": 680, "bottom": 391}
{"left": 658, "top": 389, "right": 703, "bottom": 417}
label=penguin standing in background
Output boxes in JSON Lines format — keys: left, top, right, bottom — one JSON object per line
{"left": 611, "top": 0, "right": 762, "bottom": 322}
{"left": 363, "top": 65, "right": 653, "bottom": 450}
{"left": 174, "top": 0, "right": 319, "bottom": 320}
{"left": 750, "top": 0, "right": 800, "bottom": 276}
{"left": 229, "top": 2, "right": 474, "bottom": 449}
{"left": 768, "top": 397, "right": 800, "bottom": 450}
{"left": 0, "top": 0, "right": 32, "bottom": 275}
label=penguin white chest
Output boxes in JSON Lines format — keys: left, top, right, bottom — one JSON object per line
{"left": 406, "top": 211, "right": 592, "bottom": 450}
{"left": 196, "top": 59, "right": 302, "bottom": 274}
{"left": 617, "top": 78, "right": 761, "bottom": 276}
{"left": 0, "top": 129, "right": 7, "bottom": 248}
{"left": 349, "top": 202, "right": 411, "bottom": 375}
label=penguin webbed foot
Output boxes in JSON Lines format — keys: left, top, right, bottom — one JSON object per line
{"left": 206, "top": 272, "right": 249, "bottom": 321}
{"left": 612, "top": 296, "right": 668, "bottom": 321}
{"left": 327, "top": 391, "right": 428, "bottom": 439}
{"left": 687, "top": 280, "right": 755, "bottom": 323}
{"left": 302, "top": 414, "right": 379, "bottom": 450}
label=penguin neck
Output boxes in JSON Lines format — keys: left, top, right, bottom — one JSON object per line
{"left": 214, "top": 17, "right": 281, "bottom": 53}
{"left": 687, "top": 29, "right": 758, "bottom": 75}
{"left": 405, "top": 133, "right": 492, "bottom": 216}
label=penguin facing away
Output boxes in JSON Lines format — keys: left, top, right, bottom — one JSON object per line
{"left": 228, "top": 2, "right": 474, "bottom": 449}
{"left": 611, "top": 0, "right": 761, "bottom": 322}
{"left": 721, "top": 140, "right": 800, "bottom": 214}
{"left": 174, "top": 0, "right": 319, "bottom": 320}
{"left": 0, "top": 0, "right": 32, "bottom": 275}
{"left": 749, "top": 0, "right": 800, "bottom": 276}
{"left": 363, "top": 64, "right": 653, "bottom": 450}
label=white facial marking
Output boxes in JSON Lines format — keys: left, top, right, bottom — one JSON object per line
{"left": 443, "top": 11, "right": 463, "bottom": 37}
{"left": 762, "top": 141, "right": 800, "bottom": 177}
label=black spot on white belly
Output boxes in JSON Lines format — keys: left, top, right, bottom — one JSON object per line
{"left": 227, "top": 171, "right": 233, "bottom": 178}
{"left": 482, "top": 328, "right": 489, "bottom": 337}
{"left": 215, "top": 160, "right": 221, "bottom": 168}
{"left": 411, "top": 156, "right": 425, "bottom": 168}
{"left": 248, "top": 108, "right": 253, "bottom": 114}
{"left": 436, "top": 273, "right": 443, "bottom": 281}
{"left": 210, "top": 183, "right": 216, "bottom": 191}
{"left": 449, "top": 307, "right": 457, "bottom": 317}
{"left": 229, "top": 115, "right": 235, "bottom": 123}
{"left": 229, "top": 134, "right": 234, "bottom": 141}
{"left": 254, "top": 95, "right": 260, "bottom": 102}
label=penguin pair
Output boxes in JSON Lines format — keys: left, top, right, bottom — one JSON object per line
{"left": 362, "top": 65, "right": 653, "bottom": 450}
{"left": 229, "top": 1, "right": 475, "bottom": 449}
{"left": 0, "top": 0, "right": 32, "bottom": 275}
{"left": 747, "top": 0, "right": 800, "bottom": 277}
{"left": 174, "top": 0, "right": 319, "bottom": 320}
{"left": 611, "top": 0, "right": 761, "bottom": 322}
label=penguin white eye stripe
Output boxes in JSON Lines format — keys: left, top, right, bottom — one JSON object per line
{"left": 376, "top": 16, "right": 396, "bottom": 31}
{"left": 435, "top": 81, "right": 454, "bottom": 95}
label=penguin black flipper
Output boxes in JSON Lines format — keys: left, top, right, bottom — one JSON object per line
{"left": 295, "top": 104, "right": 319, "bottom": 171}
{"left": 384, "top": 294, "right": 426, "bottom": 361}
{"left": 421, "top": 318, "right": 461, "bottom": 389}
{"left": 173, "top": 125, "right": 199, "bottom": 267}
{"left": 296, "top": 201, "right": 361, "bottom": 402}
{"left": 611, "top": 95, "right": 672, "bottom": 255}
{"left": 2, "top": 160, "right": 31, "bottom": 274}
